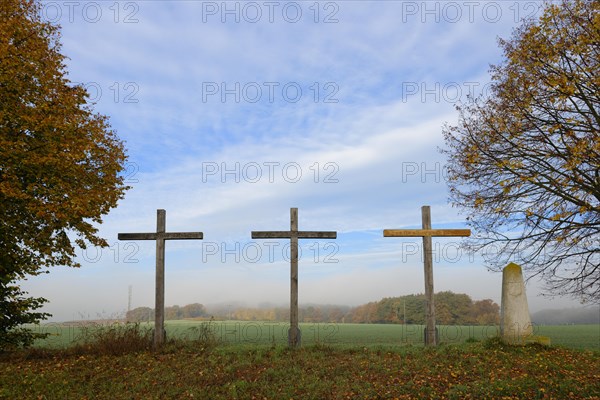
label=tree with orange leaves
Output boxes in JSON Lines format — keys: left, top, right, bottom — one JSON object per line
{"left": 0, "top": 0, "right": 129, "bottom": 348}
{"left": 443, "top": 0, "right": 599, "bottom": 303}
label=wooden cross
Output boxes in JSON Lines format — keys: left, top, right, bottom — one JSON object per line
{"left": 252, "top": 207, "right": 336, "bottom": 348}
{"left": 384, "top": 206, "right": 470, "bottom": 346}
{"left": 118, "top": 209, "right": 203, "bottom": 348}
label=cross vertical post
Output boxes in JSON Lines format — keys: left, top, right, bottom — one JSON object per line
{"left": 155, "top": 209, "right": 166, "bottom": 346}
{"left": 252, "top": 207, "right": 336, "bottom": 348}
{"left": 290, "top": 208, "right": 299, "bottom": 345}
{"left": 384, "top": 206, "right": 471, "bottom": 346}
{"left": 118, "top": 209, "right": 204, "bottom": 349}
{"left": 421, "top": 206, "right": 435, "bottom": 346}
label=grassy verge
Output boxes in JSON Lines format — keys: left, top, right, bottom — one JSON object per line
{"left": 1, "top": 326, "right": 598, "bottom": 399}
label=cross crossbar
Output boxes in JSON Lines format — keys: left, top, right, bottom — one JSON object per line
{"left": 118, "top": 232, "right": 203, "bottom": 241}
{"left": 252, "top": 231, "right": 336, "bottom": 239}
{"left": 383, "top": 229, "right": 470, "bottom": 238}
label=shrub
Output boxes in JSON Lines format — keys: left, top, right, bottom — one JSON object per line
{"left": 71, "top": 322, "right": 152, "bottom": 355}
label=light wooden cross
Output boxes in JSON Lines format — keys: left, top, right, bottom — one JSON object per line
{"left": 252, "top": 207, "right": 336, "bottom": 348}
{"left": 118, "top": 209, "right": 203, "bottom": 348}
{"left": 384, "top": 206, "right": 470, "bottom": 346}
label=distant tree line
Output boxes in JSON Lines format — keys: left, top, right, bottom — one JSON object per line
{"left": 126, "top": 303, "right": 208, "bottom": 322}
{"left": 349, "top": 292, "right": 499, "bottom": 325}
{"left": 126, "top": 292, "right": 500, "bottom": 325}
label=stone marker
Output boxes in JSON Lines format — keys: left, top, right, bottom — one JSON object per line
{"left": 500, "top": 262, "right": 533, "bottom": 344}
{"left": 384, "top": 206, "right": 471, "bottom": 346}
{"left": 252, "top": 207, "right": 336, "bottom": 348}
{"left": 118, "top": 209, "right": 204, "bottom": 348}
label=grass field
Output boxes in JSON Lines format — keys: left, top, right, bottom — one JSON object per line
{"left": 30, "top": 320, "right": 600, "bottom": 350}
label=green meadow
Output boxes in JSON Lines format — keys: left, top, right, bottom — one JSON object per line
{"left": 30, "top": 320, "right": 600, "bottom": 350}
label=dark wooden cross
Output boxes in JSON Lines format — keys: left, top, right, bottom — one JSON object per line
{"left": 252, "top": 207, "right": 336, "bottom": 348}
{"left": 384, "top": 205, "right": 470, "bottom": 346}
{"left": 118, "top": 209, "right": 203, "bottom": 348}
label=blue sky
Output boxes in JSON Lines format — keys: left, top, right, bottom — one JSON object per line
{"left": 22, "top": 0, "right": 586, "bottom": 321}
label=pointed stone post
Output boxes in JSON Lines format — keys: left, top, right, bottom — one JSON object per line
{"left": 500, "top": 263, "right": 533, "bottom": 344}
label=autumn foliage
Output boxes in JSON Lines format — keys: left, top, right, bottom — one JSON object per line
{"left": 442, "top": 0, "right": 600, "bottom": 303}
{"left": 0, "top": 0, "right": 129, "bottom": 348}
{"left": 1, "top": 339, "right": 598, "bottom": 398}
